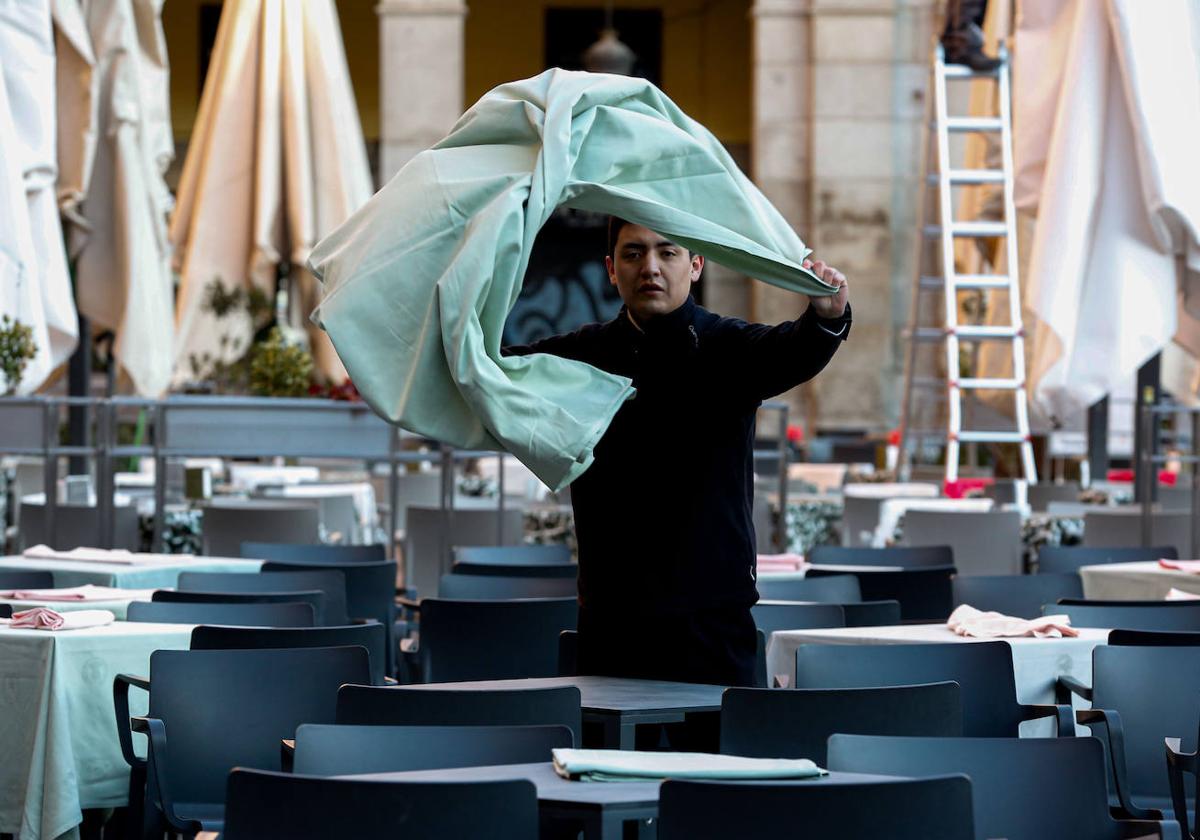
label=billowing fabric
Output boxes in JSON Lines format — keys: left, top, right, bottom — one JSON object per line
{"left": 55, "top": 0, "right": 176, "bottom": 396}
{"left": 171, "top": 0, "right": 371, "bottom": 385}
{"left": 0, "top": 0, "right": 77, "bottom": 394}
{"left": 1015, "top": 0, "right": 1200, "bottom": 420}
{"left": 309, "top": 69, "right": 835, "bottom": 491}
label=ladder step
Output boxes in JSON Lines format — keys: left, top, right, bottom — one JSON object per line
{"left": 957, "top": 325, "right": 1022, "bottom": 338}
{"left": 920, "top": 274, "right": 1011, "bottom": 290}
{"left": 952, "top": 378, "right": 1024, "bottom": 390}
{"left": 953, "top": 431, "right": 1030, "bottom": 444}
{"left": 927, "top": 170, "right": 1006, "bottom": 186}
{"left": 945, "top": 116, "right": 1003, "bottom": 133}
{"left": 923, "top": 221, "right": 1008, "bottom": 239}
{"left": 942, "top": 63, "right": 1001, "bottom": 80}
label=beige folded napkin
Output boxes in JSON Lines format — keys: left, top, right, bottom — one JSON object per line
{"left": 1160, "top": 559, "right": 1200, "bottom": 574}
{"left": 4, "top": 607, "right": 115, "bottom": 630}
{"left": 947, "top": 604, "right": 1079, "bottom": 639}
{"left": 1166, "top": 588, "right": 1200, "bottom": 601}
{"left": 551, "top": 748, "right": 827, "bottom": 782}
{"left": 0, "top": 584, "right": 153, "bottom": 602}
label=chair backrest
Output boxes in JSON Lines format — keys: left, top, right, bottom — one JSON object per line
{"left": 147, "top": 647, "right": 370, "bottom": 806}
{"left": 794, "top": 641, "right": 1024, "bottom": 736}
{"left": 453, "top": 544, "right": 571, "bottom": 566}
{"left": 418, "top": 598, "right": 578, "bottom": 682}
{"left": 260, "top": 560, "right": 396, "bottom": 628}
{"left": 720, "top": 682, "right": 963, "bottom": 764}
{"left": 755, "top": 574, "right": 861, "bottom": 603}
{"left": 808, "top": 566, "right": 955, "bottom": 621}
{"left": 1027, "top": 482, "right": 1081, "bottom": 512}
{"left": 1108, "top": 628, "right": 1200, "bottom": 646}
{"left": 336, "top": 684, "right": 583, "bottom": 746}
{"left": 558, "top": 630, "right": 578, "bottom": 676}
{"left": 841, "top": 600, "right": 902, "bottom": 626}
{"left": 1091, "top": 645, "right": 1200, "bottom": 803}
{"left": 952, "top": 573, "right": 1082, "bottom": 619}
{"left": 241, "top": 541, "right": 386, "bottom": 565}
{"left": 18, "top": 502, "right": 140, "bottom": 551}
{"left": 405, "top": 505, "right": 525, "bottom": 599}
{"left": 0, "top": 570, "right": 54, "bottom": 590}
{"left": 152, "top": 589, "right": 329, "bottom": 624}
{"left": 1036, "top": 545, "right": 1179, "bottom": 574}
{"left": 438, "top": 573, "right": 577, "bottom": 600}
{"left": 292, "top": 723, "right": 572, "bottom": 775}
{"left": 201, "top": 501, "right": 320, "bottom": 557}
{"left": 840, "top": 495, "right": 886, "bottom": 548}
{"left": 126, "top": 600, "right": 315, "bottom": 627}
{"left": 190, "top": 623, "right": 387, "bottom": 685}
{"left": 451, "top": 561, "right": 577, "bottom": 579}
{"left": 809, "top": 545, "right": 954, "bottom": 568}
{"left": 222, "top": 769, "right": 538, "bottom": 840}
{"left": 1050, "top": 601, "right": 1200, "bottom": 631}
{"left": 827, "top": 735, "right": 1127, "bottom": 840}
{"left": 751, "top": 602, "right": 845, "bottom": 635}
{"left": 902, "top": 511, "right": 1023, "bottom": 576}
{"left": 178, "top": 570, "right": 349, "bottom": 625}
{"left": 657, "top": 776, "right": 975, "bottom": 840}
{"left": 0, "top": 604, "right": 10, "bottom": 619}
{"left": 1083, "top": 510, "right": 1190, "bottom": 555}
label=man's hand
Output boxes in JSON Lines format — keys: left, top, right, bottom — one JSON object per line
{"left": 804, "top": 258, "right": 848, "bottom": 319}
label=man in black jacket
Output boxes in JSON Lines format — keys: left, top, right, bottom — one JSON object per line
{"left": 507, "top": 218, "right": 850, "bottom": 687}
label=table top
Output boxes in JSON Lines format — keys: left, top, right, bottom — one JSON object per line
{"left": 771, "top": 623, "right": 1112, "bottom": 647}
{"left": 1079, "top": 560, "right": 1195, "bottom": 577}
{"left": 347, "top": 762, "right": 901, "bottom": 809}
{"left": 399, "top": 676, "right": 727, "bottom": 714}
{"left": 0, "top": 618, "right": 194, "bottom": 644}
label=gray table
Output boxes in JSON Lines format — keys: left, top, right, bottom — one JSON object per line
{"left": 349, "top": 761, "right": 899, "bottom": 840}
{"left": 401, "top": 676, "right": 727, "bottom": 749}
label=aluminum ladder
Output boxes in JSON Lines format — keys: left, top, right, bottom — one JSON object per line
{"left": 898, "top": 43, "right": 1037, "bottom": 484}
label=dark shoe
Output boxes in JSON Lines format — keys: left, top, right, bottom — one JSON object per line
{"left": 944, "top": 22, "right": 1001, "bottom": 72}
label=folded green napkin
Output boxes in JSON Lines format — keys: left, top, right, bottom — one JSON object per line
{"left": 309, "top": 69, "right": 835, "bottom": 492}
{"left": 551, "top": 748, "right": 828, "bottom": 783}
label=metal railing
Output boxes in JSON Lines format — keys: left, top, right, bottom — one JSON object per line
{"left": 1137, "top": 403, "right": 1199, "bottom": 555}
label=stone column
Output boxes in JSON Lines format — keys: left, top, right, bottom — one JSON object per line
{"left": 376, "top": 0, "right": 467, "bottom": 184}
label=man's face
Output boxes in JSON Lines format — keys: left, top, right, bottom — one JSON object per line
{"left": 606, "top": 224, "right": 703, "bottom": 323}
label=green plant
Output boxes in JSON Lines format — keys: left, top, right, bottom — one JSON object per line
{"left": 248, "top": 327, "right": 313, "bottom": 397}
{"left": 0, "top": 314, "right": 37, "bottom": 395}
{"left": 187, "top": 278, "right": 280, "bottom": 393}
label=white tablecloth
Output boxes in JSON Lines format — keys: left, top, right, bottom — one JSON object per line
{"left": 766, "top": 623, "right": 1109, "bottom": 736}
{"left": 1079, "top": 561, "right": 1200, "bottom": 600}
{"left": 0, "top": 621, "right": 194, "bottom": 840}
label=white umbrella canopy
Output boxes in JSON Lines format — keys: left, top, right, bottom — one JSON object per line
{"left": 170, "top": 0, "right": 371, "bottom": 385}
{"left": 0, "top": 0, "right": 77, "bottom": 394}
{"left": 1015, "top": 0, "right": 1200, "bottom": 423}
{"left": 54, "top": 0, "right": 177, "bottom": 397}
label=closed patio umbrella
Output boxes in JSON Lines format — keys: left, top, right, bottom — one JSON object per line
{"left": 170, "top": 0, "right": 371, "bottom": 386}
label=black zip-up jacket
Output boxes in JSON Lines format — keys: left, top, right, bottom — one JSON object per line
{"left": 506, "top": 295, "right": 851, "bottom": 615}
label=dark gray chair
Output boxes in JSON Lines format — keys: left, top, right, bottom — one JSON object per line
{"left": 794, "top": 641, "right": 1072, "bottom": 736}
{"left": 178, "top": 570, "right": 349, "bottom": 625}
{"left": 453, "top": 544, "right": 571, "bottom": 566}
{"left": 658, "top": 776, "right": 975, "bottom": 840}
{"left": 1028, "top": 482, "right": 1082, "bottom": 512}
{"left": 438, "top": 572, "right": 577, "bottom": 600}
{"left": 1037, "top": 545, "right": 1179, "bottom": 575}
{"left": 18, "top": 502, "right": 140, "bottom": 551}
{"left": 809, "top": 545, "right": 954, "bottom": 568}
{"left": 451, "top": 560, "right": 577, "bottom": 579}
{"left": 336, "top": 684, "right": 583, "bottom": 747}
{"left": 1050, "top": 601, "right": 1200, "bottom": 632}
{"left": 751, "top": 602, "right": 846, "bottom": 688}
{"left": 189, "top": 623, "right": 388, "bottom": 685}
{"left": 404, "top": 505, "right": 524, "bottom": 599}
{"left": 720, "top": 682, "right": 962, "bottom": 764}
{"left": 1084, "top": 510, "right": 1190, "bottom": 555}
{"left": 902, "top": 510, "right": 1023, "bottom": 576}
{"left": 221, "top": 769, "right": 538, "bottom": 839}
{"left": 201, "top": 501, "right": 320, "bottom": 557}
{"left": 952, "top": 573, "right": 1082, "bottom": 618}
{"left": 152, "top": 589, "right": 329, "bottom": 625}
{"left": 412, "top": 598, "right": 577, "bottom": 682}
{"left": 808, "top": 565, "right": 955, "bottom": 621}
{"left": 241, "top": 541, "right": 386, "bottom": 564}
{"left": 755, "top": 574, "right": 861, "bottom": 603}
{"left": 0, "top": 570, "right": 54, "bottom": 590}
{"left": 126, "top": 600, "right": 315, "bottom": 627}
{"left": 842, "top": 600, "right": 902, "bottom": 626}
{"left": 292, "top": 723, "right": 572, "bottom": 775}
{"left": 827, "top": 734, "right": 1179, "bottom": 840}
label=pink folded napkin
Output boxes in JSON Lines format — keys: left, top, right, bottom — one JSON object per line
{"left": 4, "top": 607, "right": 115, "bottom": 631}
{"left": 757, "top": 553, "right": 808, "bottom": 571}
{"left": 1159, "top": 559, "right": 1200, "bottom": 574}
{"left": 947, "top": 604, "right": 1079, "bottom": 639}
{"left": 1166, "top": 588, "right": 1200, "bottom": 601}
{"left": 1, "top": 588, "right": 85, "bottom": 601}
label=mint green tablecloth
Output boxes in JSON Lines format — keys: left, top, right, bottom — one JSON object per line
{"left": 310, "top": 69, "right": 836, "bottom": 491}
{"left": 0, "top": 621, "right": 194, "bottom": 840}
{"left": 0, "top": 556, "right": 263, "bottom": 589}
{"left": 0, "top": 597, "right": 148, "bottom": 621}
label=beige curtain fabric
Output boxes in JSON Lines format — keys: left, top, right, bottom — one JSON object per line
{"left": 55, "top": 0, "right": 176, "bottom": 396}
{"left": 0, "top": 0, "right": 77, "bottom": 394}
{"left": 171, "top": 0, "right": 371, "bottom": 384}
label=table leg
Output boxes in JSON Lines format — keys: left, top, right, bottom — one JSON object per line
{"left": 582, "top": 813, "right": 627, "bottom": 840}
{"left": 600, "top": 716, "right": 639, "bottom": 750}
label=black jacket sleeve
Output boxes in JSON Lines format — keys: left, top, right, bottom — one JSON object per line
{"left": 730, "top": 302, "right": 852, "bottom": 402}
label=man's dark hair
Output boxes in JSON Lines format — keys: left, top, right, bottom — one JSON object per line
{"left": 606, "top": 216, "right": 690, "bottom": 261}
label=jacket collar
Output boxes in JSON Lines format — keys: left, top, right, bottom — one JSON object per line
{"left": 616, "top": 295, "right": 697, "bottom": 339}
